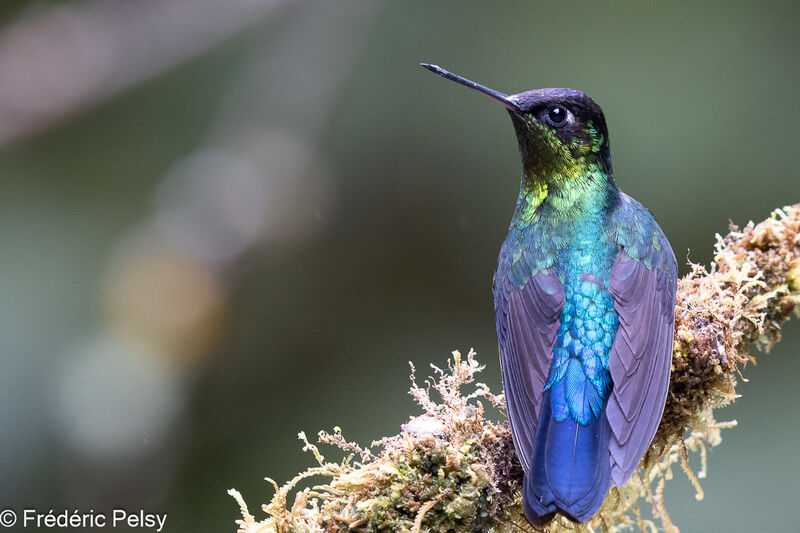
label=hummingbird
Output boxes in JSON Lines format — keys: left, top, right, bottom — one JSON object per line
{"left": 421, "top": 63, "right": 677, "bottom": 525}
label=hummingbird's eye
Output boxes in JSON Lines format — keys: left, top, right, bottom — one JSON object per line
{"left": 545, "top": 106, "right": 569, "bottom": 127}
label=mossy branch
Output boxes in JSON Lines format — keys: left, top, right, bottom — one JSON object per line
{"left": 229, "top": 204, "right": 800, "bottom": 533}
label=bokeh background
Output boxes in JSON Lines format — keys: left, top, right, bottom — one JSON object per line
{"left": 1, "top": 1, "right": 798, "bottom": 531}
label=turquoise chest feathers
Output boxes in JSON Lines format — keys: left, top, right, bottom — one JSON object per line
{"left": 547, "top": 265, "right": 618, "bottom": 426}
{"left": 498, "top": 178, "right": 621, "bottom": 426}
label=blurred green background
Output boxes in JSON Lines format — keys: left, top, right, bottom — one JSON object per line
{"left": 0, "top": 1, "right": 798, "bottom": 531}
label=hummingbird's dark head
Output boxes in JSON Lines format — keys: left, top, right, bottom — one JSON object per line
{"left": 506, "top": 88, "right": 612, "bottom": 178}
{"left": 421, "top": 64, "right": 612, "bottom": 180}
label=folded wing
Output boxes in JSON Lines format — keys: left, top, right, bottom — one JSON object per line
{"left": 497, "top": 270, "right": 564, "bottom": 471}
{"left": 606, "top": 251, "right": 676, "bottom": 485}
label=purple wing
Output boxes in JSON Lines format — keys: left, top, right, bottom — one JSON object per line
{"left": 606, "top": 251, "right": 676, "bottom": 485}
{"left": 498, "top": 270, "right": 564, "bottom": 472}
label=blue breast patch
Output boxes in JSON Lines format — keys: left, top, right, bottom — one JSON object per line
{"left": 545, "top": 277, "right": 619, "bottom": 425}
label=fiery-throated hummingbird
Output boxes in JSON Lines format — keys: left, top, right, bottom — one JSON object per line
{"left": 421, "top": 63, "right": 677, "bottom": 525}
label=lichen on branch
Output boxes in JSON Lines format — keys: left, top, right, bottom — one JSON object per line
{"left": 229, "top": 204, "right": 800, "bottom": 533}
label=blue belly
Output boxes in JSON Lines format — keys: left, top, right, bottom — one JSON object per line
{"left": 546, "top": 277, "right": 619, "bottom": 424}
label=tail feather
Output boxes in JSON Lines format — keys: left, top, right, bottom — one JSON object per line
{"left": 523, "top": 392, "right": 612, "bottom": 525}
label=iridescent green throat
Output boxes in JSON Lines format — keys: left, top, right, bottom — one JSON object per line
{"left": 513, "top": 120, "right": 616, "bottom": 228}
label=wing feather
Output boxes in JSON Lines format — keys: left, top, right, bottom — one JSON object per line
{"left": 497, "top": 271, "right": 564, "bottom": 472}
{"left": 607, "top": 250, "right": 676, "bottom": 485}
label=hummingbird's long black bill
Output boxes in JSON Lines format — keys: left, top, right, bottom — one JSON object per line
{"left": 420, "top": 63, "right": 520, "bottom": 112}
